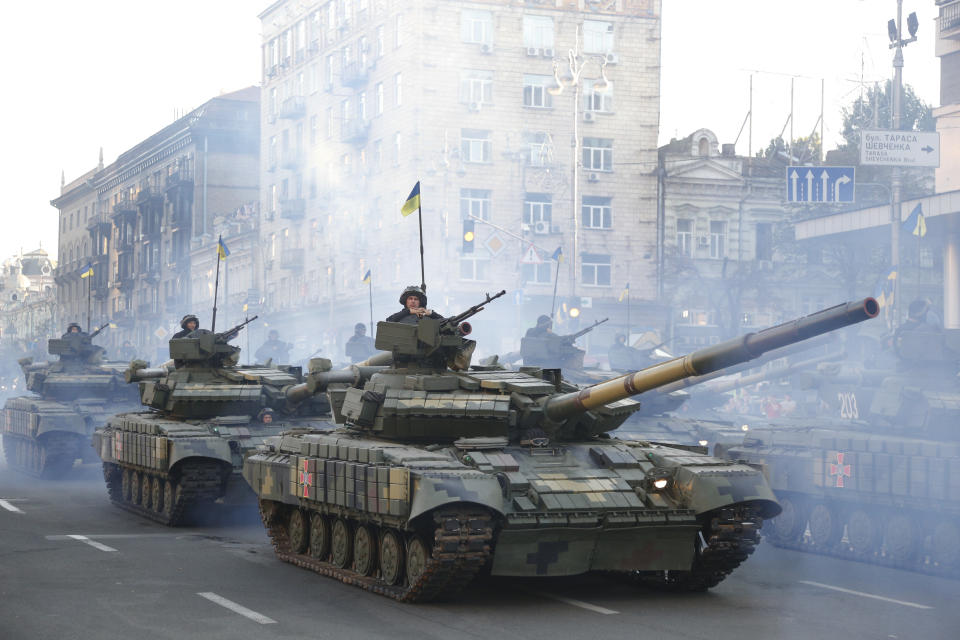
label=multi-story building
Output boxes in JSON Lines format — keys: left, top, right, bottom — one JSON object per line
{"left": 52, "top": 88, "right": 260, "bottom": 359}
{"left": 258, "top": 0, "right": 662, "bottom": 357}
{"left": 0, "top": 248, "right": 58, "bottom": 355}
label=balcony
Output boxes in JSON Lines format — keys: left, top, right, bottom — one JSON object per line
{"left": 280, "top": 248, "right": 304, "bottom": 270}
{"left": 279, "top": 198, "right": 306, "bottom": 220}
{"left": 340, "top": 119, "right": 370, "bottom": 145}
{"left": 136, "top": 186, "right": 162, "bottom": 205}
{"left": 941, "top": 2, "right": 960, "bottom": 38}
{"left": 279, "top": 95, "right": 306, "bottom": 120}
{"left": 341, "top": 61, "right": 370, "bottom": 87}
{"left": 112, "top": 198, "right": 137, "bottom": 219}
{"left": 164, "top": 169, "right": 194, "bottom": 191}
{"left": 281, "top": 150, "right": 303, "bottom": 169}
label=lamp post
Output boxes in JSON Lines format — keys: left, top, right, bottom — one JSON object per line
{"left": 548, "top": 27, "right": 610, "bottom": 307}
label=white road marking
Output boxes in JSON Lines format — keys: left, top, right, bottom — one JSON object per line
{"left": 529, "top": 590, "right": 619, "bottom": 615}
{"left": 0, "top": 499, "right": 24, "bottom": 513}
{"left": 46, "top": 533, "right": 180, "bottom": 541}
{"left": 197, "top": 592, "right": 277, "bottom": 625}
{"left": 799, "top": 581, "right": 933, "bottom": 610}
{"left": 66, "top": 534, "right": 117, "bottom": 552}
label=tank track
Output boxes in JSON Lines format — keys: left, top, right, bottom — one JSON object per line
{"left": 104, "top": 460, "right": 226, "bottom": 526}
{"left": 2, "top": 433, "right": 79, "bottom": 478}
{"left": 261, "top": 500, "right": 494, "bottom": 602}
{"left": 630, "top": 506, "right": 762, "bottom": 592}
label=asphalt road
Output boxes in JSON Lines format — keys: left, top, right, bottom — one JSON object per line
{"left": 1, "top": 461, "right": 957, "bottom": 640}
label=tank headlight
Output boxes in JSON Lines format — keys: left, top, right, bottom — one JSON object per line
{"left": 644, "top": 468, "right": 673, "bottom": 492}
{"left": 698, "top": 439, "right": 709, "bottom": 447}
{"left": 653, "top": 477, "right": 669, "bottom": 490}
{"left": 741, "top": 424, "right": 750, "bottom": 431}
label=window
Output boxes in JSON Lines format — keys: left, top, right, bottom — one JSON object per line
{"left": 375, "top": 25, "right": 384, "bottom": 57}
{"left": 526, "top": 131, "right": 552, "bottom": 166}
{"left": 460, "top": 256, "right": 490, "bottom": 281}
{"left": 373, "top": 139, "right": 382, "bottom": 170}
{"left": 269, "top": 87, "right": 278, "bottom": 117}
{"left": 523, "top": 193, "right": 552, "bottom": 225}
{"left": 326, "top": 55, "right": 335, "bottom": 90}
{"left": 522, "top": 262, "right": 553, "bottom": 284}
{"left": 583, "top": 20, "right": 613, "bottom": 54}
{"left": 393, "top": 132, "right": 401, "bottom": 166}
{"left": 581, "top": 196, "right": 611, "bottom": 229}
{"left": 710, "top": 220, "right": 726, "bottom": 259}
{"left": 309, "top": 167, "right": 317, "bottom": 199}
{"left": 375, "top": 82, "right": 384, "bottom": 115}
{"left": 310, "top": 115, "right": 318, "bottom": 145}
{"left": 395, "top": 14, "right": 403, "bottom": 48}
{"left": 582, "top": 137, "right": 613, "bottom": 171}
{"left": 268, "top": 135, "right": 278, "bottom": 168}
{"left": 460, "top": 69, "right": 493, "bottom": 105}
{"left": 460, "top": 188, "right": 491, "bottom": 221}
{"left": 523, "top": 15, "right": 554, "bottom": 49}
{"left": 461, "top": 9, "right": 492, "bottom": 44}
{"left": 394, "top": 72, "right": 402, "bottom": 106}
{"left": 755, "top": 222, "right": 772, "bottom": 261}
{"left": 309, "top": 64, "right": 319, "bottom": 94}
{"left": 677, "top": 218, "right": 693, "bottom": 257}
{"left": 583, "top": 79, "right": 613, "bottom": 112}
{"left": 326, "top": 107, "right": 333, "bottom": 139}
{"left": 358, "top": 36, "right": 369, "bottom": 67}
{"left": 523, "top": 74, "right": 553, "bottom": 108}
{"left": 461, "top": 129, "right": 491, "bottom": 163}
{"left": 358, "top": 91, "right": 367, "bottom": 119}
{"left": 581, "top": 253, "right": 611, "bottom": 286}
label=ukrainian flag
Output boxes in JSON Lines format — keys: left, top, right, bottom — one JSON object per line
{"left": 79, "top": 262, "right": 94, "bottom": 278}
{"left": 217, "top": 236, "right": 231, "bottom": 260}
{"left": 618, "top": 282, "right": 630, "bottom": 302}
{"left": 902, "top": 203, "right": 926, "bottom": 238}
{"left": 401, "top": 181, "right": 420, "bottom": 217}
{"left": 361, "top": 269, "right": 371, "bottom": 284}
{"left": 873, "top": 267, "right": 897, "bottom": 308}
{"left": 551, "top": 246, "right": 563, "bottom": 262}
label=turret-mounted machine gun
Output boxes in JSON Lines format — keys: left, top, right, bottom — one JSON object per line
{"left": 521, "top": 316, "right": 608, "bottom": 370}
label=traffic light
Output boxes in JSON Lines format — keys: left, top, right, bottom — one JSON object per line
{"left": 462, "top": 220, "right": 475, "bottom": 253}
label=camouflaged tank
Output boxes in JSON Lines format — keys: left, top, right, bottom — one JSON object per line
{"left": 719, "top": 323, "right": 960, "bottom": 578}
{"left": 243, "top": 294, "right": 878, "bottom": 602}
{"left": 93, "top": 319, "right": 355, "bottom": 526}
{"left": 2, "top": 327, "right": 141, "bottom": 477}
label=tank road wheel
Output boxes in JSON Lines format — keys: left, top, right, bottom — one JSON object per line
{"left": 141, "top": 475, "right": 153, "bottom": 510}
{"left": 330, "top": 518, "right": 353, "bottom": 569}
{"left": 151, "top": 476, "right": 164, "bottom": 513}
{"left": 379, "top": 530, "right": 405, "bottom": 586}
{"left": 405, "top": 535, "right": 431, "bottom": 587}
{"left": 808, "top": 503, "right": 842, "bottom": 548}
{"left": 767, "top": 496, "right": 807, "bottom": 543}
{"left": 884, "top": 515, "right": 918, "bottom": 563}
{"left": 31, "top": 441, "right": 42, "bottom": 474}
{"left": 845, "top": 509, "right": 880, "bottom": 557}
{"left": 309, "top": 513, "right": 330, "bottom": 560}
{"left": 353, "top": 525, "right": 377, "bottom": 577}
{"left": 103, "top": 464, "right": 122, "bottom": 501}
{"left": 2, "top": 435, "right": 14, "bottom": 466}
{"left": 288, "top": 509, "right": 309, "bottom": 554}
{"left": 130, "top": 471, "right": 142, "bottom": 506}
{"left": 930, "top": 520, "right": 960, "bottom": 569}
{"left": 121, "top": 469, "right": 132, "bottom": 502}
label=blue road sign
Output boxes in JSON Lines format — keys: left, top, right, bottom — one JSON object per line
{"left": 786, "top": 166, "right": 855, "bottom": 203}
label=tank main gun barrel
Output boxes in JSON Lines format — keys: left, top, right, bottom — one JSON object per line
{"left": 543, "top": 298, "right": 879, "bottom": 422}
{"left": 284, "top": 366, "right": 388, "bottom": 403}
{"left": 699, "top": 352, "right": 840, "bottom": 395}
{"left": 124, "top": 359, "right": 175, "bottom": 383}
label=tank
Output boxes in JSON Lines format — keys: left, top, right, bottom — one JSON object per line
{"left": 720, "top": 324, "right": 960, "bottom": 578}
{"left": 2, "top": 326, "right": 141, "bottom": 477}
{"left": 92, "top": 318, "right": 358, "bottom": 526}
{"left": 242, "top": 294, "right": 877, "bottom": 602}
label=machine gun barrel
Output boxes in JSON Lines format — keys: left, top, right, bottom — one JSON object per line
{"left": 442, "top": 290, "right": 507, "bottom": 328}
{"left": 89, "top": 322, "right": 110, "bottom": 339}
{"left": 560, "top": 317, "right": 609, "bottom": 343}
{"left": 543, "top": 298, "right": 879, "bottom": 422}
{"left": 217, "top": 315, "right": 259, "bottom": 342}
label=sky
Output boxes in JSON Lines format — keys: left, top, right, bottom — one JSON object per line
{"left": 1, "top": 0, "right": 940, "bottom": 263}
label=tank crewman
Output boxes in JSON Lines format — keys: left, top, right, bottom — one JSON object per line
{"left": 255, "top": 329, "right": 293, "bottom": 364}
{"left": 118, "top": 340, "right": 137, "bottom": 361}
{"left": 524, "top": 314, "right": 553, "bottom": 338}
{"left": 256, "top": 408, "right": 276, "bottom": 424}
{"left": 61, "top": 322, "right": 86, "bottom": 338}
{"left": 344, "top": 322, "right": 376, "bottom": 363}
{"left": 386, "top": 285, "right": 443, "bottom": 325}
{"left": 172, "top": 315, "right": 199, "bottom": 339}
{"left": 898, "top": 298, "right": 941, "bottom": 334}
{"left": 608, "top": 333, "right": 641, "bottom": 370}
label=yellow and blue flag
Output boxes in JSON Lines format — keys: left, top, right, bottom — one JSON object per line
{"left": 401, "top": 181, "right": 421, "bottom": 217}
{"left": 873, "top": 266, "right": 897, "bottom": 308}
{"left": 551, "top": 246, "right": 563, "bottom": 263}
{"left": 217, "top": 236, "right": 230, "bottom": 260}
{"left": 902, "top": 203, "right": 926, "bottom": 238}
{"left": 361, "top": 269, "right": 371, "bottom": 284}
{"left": 618, "top": 282, "right": 630, "bottom": 302}
{"left": 79, "top": 262, "right": 94, "bottom": 278}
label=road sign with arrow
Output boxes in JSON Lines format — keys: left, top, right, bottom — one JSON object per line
{"left": 860, "top": 129, "right": 940, "bottom": 168}
{"left": 786, "top": 166, "right": 855, "bottom": 203}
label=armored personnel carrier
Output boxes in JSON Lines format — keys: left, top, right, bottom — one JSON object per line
{"left": 721, "top": 324, "right": 960, "bottom": 578}
{"left": 93, "top": 318, "right": 350, "bottom": 525}
{"left": 243, "top": 294, "right": 877, "bottom": 601}
{"left": 2, "top": 326, "right": 141, "bottom": 477}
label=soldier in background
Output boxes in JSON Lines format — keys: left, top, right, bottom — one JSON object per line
{"left": 62, "top": 322, "right": 85, "bottom": 338}
{"left": 255, "top": 329, "right": 292, "bottom": 364}
{"left": 344, "top": 322, "right": 375, "bottom": 363}
{"left": 118, "top": 340, "right": 137, "bottom": 361}
{"left": 172, "top": 315, "right": 199, "bottom": 339}
{"left": 256, "top": 408, "right": 276, "bottom": 424}
{"left": 608, "top": 333, "right": 641, "bottom": 371}
{"left": 525, "top": 314, "right": 553, "bottom": 338}
{"left": 386, "top": 286, "right": 443, "bottom": 324}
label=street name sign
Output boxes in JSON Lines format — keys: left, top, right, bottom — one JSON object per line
{"left": 786, "top": 166, "right": 855, "bottom": 203}
{"left": 860, "top": 130, "right": 940, "bottom": 167}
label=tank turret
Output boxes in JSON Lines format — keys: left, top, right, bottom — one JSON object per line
{"left": 242, "top": 296, "right": 878, "bottom": 602}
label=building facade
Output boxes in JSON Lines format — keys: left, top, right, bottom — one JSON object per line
{"left": 258, "top": 0, "right": 662, "bottom": 357}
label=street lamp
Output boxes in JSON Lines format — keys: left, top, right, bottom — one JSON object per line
{"left": 546, "top": 26, "right": 611, "bottom": 300}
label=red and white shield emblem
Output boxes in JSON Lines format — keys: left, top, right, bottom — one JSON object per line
{"left": 829, "top": 452, "right": 851, "bottom": 488}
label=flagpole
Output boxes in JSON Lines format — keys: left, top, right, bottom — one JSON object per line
{"left": 550, "top": 258, "right": 561, "bottom": 317}
{"left": 211, "top": 234, "right": 222, "bottom": 332}
{"left": 417, "top": 202, "right": 426, "bottom": 291}
{"left": 627, "top": 288, "right": 631, "bottom": 341}
{"left": 87, "top": 272, "right": 92, "bottom": 333}
{"left": 368, "top": 277, "right": 374, "bottom": 335}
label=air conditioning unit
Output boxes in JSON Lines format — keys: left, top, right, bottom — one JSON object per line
{"left": 587, "top": 172, "right": 599, "bottom": 183}
{"left": 697, "top": 235, "right": 710, "bottom": 247}
{"left": 542, "top": 48, "right": 555, "bottom": 58}
{"left": 480, "top": 43, "right": 492, "bottom": 54}
{"left": 533, "top": 220, "right": 551, "bottom": 235}
{"left": 583, "top": 111, "right": 595, "bottom": 123}
{"left": 526, "top": 47, "right": 541, "bottom": 57}
{"left": 468, "top": 101, "right": 481, "bottom": 112}
{"left": 605, "top": 53, "right": 619, "bottom": 64}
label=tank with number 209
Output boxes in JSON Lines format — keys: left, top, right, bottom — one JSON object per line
{"left": 242, "top": 292, "right": 878, "bottom": 602}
